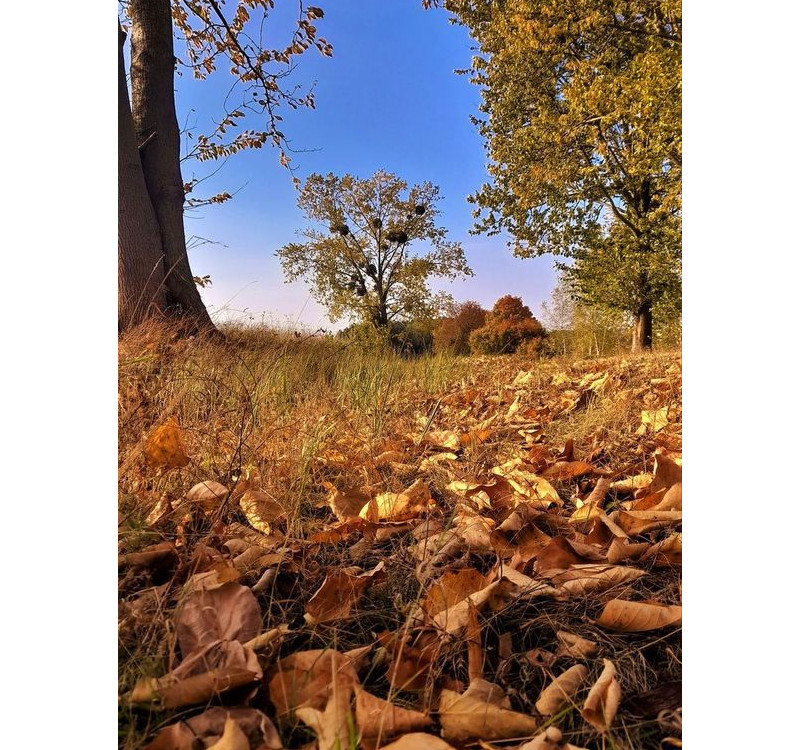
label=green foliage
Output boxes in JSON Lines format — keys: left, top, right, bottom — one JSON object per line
{"left": 433, "top": 300, "right": 488, "bottom": 354}
{"left": 277, "top": 171, "right": 471, "bottom": 329}
{"left": 443, "top": 0, "right": 682, "bottom": 329}
{"left": 469, "top": 295, "right": 546, "bottom": 355}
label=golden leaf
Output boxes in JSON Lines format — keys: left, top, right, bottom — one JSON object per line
{"left": 144, "top": 417, "right": 189, "bottom": 469}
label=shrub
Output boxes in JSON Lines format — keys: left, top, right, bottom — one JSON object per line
{"left": 433, "top": 301, "right": 488, "bottom": 355}
{"left": 468, "top": 296, "right": 547, "bottom": 355}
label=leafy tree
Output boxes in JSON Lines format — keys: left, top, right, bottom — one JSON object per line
{"left": 434, "top": 300, "right": 488, "bottom": 354}
{"left": 437, "top": 0, "right": 682, "bottom": 351}
{"left": 118, "top": 1, "right": 331, "bottom": 332}
{"left": 469, "top": 295, "right": 546, "bottom": 355}
{"left": 277, "top": 171, "right": 472, "bottom": 328}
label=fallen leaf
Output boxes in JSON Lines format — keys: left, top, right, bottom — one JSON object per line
{"left": 439, "top": 686, "right": 539, "bottom": 742}
{"left": 130, "top": 640, "right": 262, "bottom": 709}
{"left": 542, "top": 461, "right": 595, "bottom": 481}
{"left": 360, "top": 479, "right": 435, "bottom": 521}
{"left": 424, "top": 429, "right": 461, "bottom": 450}
{"left": 378, "top": 734, "right": 457, "bottom": 750}
{"left": 206, "top": 717, "right": 249, "bottom": 750}
{"left": 535, "top": 664, "right": 589, "bottom": 716}
{"left": 613, "top": 510, "right": 682, "bottom": 536}
{"left": 328, "top": 486, "right": 374, "bottom": 522}
{"left": 552, "top": 564, "right": 644, "bottom": 596}
{"left": 640, "top": 407, "right": 669, "bottom": 432}
{"left": 176, "top": 582, "right": 261, "bottom": 656}
{"left": 268, "top": 648, "right": 361, "bottom": 721}
{"left": 582, "top": 659, "right": 621, "bottom": 732}
{"left": 355, "top": 689, "right": 433, "bottom": 749}
{"left": 640, "top": 533, "right": 682, "bottom": 567}
{"left": 305, "top": 562, "right": 386, "bottom": 624}
{"left": 606, "top": 538, "right": 650, "bottom": 564}
{"left": 596, "top": 599, "right": 682, "bottom": 632}
{"left": 238, "top": 489, "right": 285, "bottom": 534}
{"left": 534, "top": 536, "right": 605, "bottom": 573}
{"left": 421, "top": 568, "right": 487, "bottom": 617}
{"left": 144, "top": 417, "right": 190, "bottom": 469}
{"left": 555, "top": 631, "right": 598, "bottom": 658}
{"left": 142, "top": 708, "right": 282, "bottom": 750}
{"left": 651, "top": 482, "right": 682, "bottom": 511}
{"left": 611, "top": 475, "right": 652, "bottom": 493}
{"left": 652, "top": 451, "right": 682, "bottom": 491}
{"left": 431, "top": 578, "right": 519, "bottom": 636}
{"left": 519, "top": 726, "right": 590, "bottom": 750}
{"left": 185, "top": 480, "right": 229, "bottom": 513}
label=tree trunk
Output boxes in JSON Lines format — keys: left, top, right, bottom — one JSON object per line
{"left": 631, "top": 301, "right": 653, "bottom": 352}
{"left": 118, "top": 23, "right": 167, "bottom": 330}
{"left": 129, "top": 0, "right": 214, "bottom": 330}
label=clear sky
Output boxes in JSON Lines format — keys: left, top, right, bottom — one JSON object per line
{"left": 175, "top": 0, "right": 558, "bottom": 330}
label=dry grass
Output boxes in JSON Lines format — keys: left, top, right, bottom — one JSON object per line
{"left": 118, "top": 319, "right": 681, "bottom": 750}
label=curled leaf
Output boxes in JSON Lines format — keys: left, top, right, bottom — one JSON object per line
{"left": 535, "top": 664, "right": 589, "bottom": 716}
{"left": 582, "top": 659, "right": 621, "bottom": 732}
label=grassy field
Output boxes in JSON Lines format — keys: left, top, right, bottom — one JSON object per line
{"left": 118, "top": 321, "right": 681, "bottom": 750}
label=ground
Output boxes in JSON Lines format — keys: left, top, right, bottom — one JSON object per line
{"left": 118, "top": 323, "right": 682, "bottom": 750}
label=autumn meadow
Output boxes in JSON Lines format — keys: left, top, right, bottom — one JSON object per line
{"left": 118, "top": 1, "right": 681, "bottom": 749}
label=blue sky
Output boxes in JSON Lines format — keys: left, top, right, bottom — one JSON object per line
{"left": 175, "top": 0, "right": 557, "bottom": 329}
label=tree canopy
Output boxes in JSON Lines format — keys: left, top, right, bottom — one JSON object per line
{"left": 440, "top": 0, "right": 682, "bottom": 349}
{"left": 277, "top": 171, "right": 472, "bottom": 328}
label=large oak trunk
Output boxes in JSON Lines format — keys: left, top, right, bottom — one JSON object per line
{"left": 118, "top": 24, "right": 167, "bottom": 330}
{"left": 631, "top": 301, "right": 653, "bottom": 352}
{"left": 129, "top": 0, "right": 214, "bottom": 329}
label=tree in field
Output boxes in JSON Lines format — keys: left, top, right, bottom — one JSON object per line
{"left": 118, "top": 1, "right": 331, "bottom": 332}
{"left": 277, "top": 171, "right": 472, "bottom": 329}
{"left": 434, "top": 300, "right": 488, "bottom": 354}
{"left": 436, "top": 0, "right": 682, "bottom": 351}
{"left": 469, "top": 295, "right": 546, "bottom": 355}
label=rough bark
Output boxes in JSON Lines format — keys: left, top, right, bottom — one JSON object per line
{"left": 129, "top": 0, "right": 214, "bottom": 329}
{"left": 118, "top": 24, "right": 167, "bottom": 330}
{"left": 631, "top": 301, "right": 653, "bottom": 352}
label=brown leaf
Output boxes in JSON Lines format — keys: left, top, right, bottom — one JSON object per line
{"left": 131, "top": 640, "right": 262, "bottom": 709}
{"left": 652, "top": 451, "right": 682, "bottom": 492}
{"left": 535, "top": 664, "right": 589, "bottom": 716}
{"left": 268, "top": 648, "right": 361, "bottom": 721}
{"left": 120, "top": 541, "right": 178, "bottom": 572}
{"left": 582, "top": 659, "right": 621, "bottom": 732}
{"left": 534, "top": 536, "right": 605, "bottom": 573}
{"left": 424, "top": 429, "right": 461, "bottom": 450}
{"left": 143, "top": 707, "right": 282, "bottom": 750}
{"left": 355, "top": 689, "right": 433, "bottom": 749}
{"left": 518, "top": 726, "right": 590, "bottom": 750}
{"left": 606, "top": 538, "right": 650, "bottom": 565}
{"left": 596, "top": 599, "right": 682, "bottom": 632}
{"left": 206, "top": 717, "right": 249, "bottom": 750}
{"left": 542, "top": 461, "right": 595, "bottom": 481}
{"left": 551, "top": 564, "right": 645, "bottom": 596}
{"left": 360, "top": 479, "right": 435, "bottom": 521}
{"left": 185, "top": 480, "right": 229, "bottom": 512}
{"left": 651, "top": 482, "right": 682, "bottom": 511}
{"left": 304, "top": 561, "right": 385, "bottom": 624}
{"left": 239, "top": 489, "right": 285, "bottom": 534}
{"left": 421, "top": 568, "right": 487, "bottom": 617}
{"left": 555, "top": 631, "right": 598, "bottom": 659}
{"left": 613, "top": 510, "right": 682, "bottom": 536}
{"left": 144, "top": 417, "right": 190, "bottom": 469}
{"left": 325, "top": 485, "right": 371, "bottom": 522}
{"left": 641, "top": 533, "right": 682, "bottom": 567}
{"left": 176, "top": 582, "right": 261, "bottom": 656}
{"left": 378, "top": 734, "right": 457, "bottom": 750}
{"left": 438, "top": 687, "right": 539, "bottom": 743}
{"left": 431, "top": 577, "right": 519, "bottom": 636}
